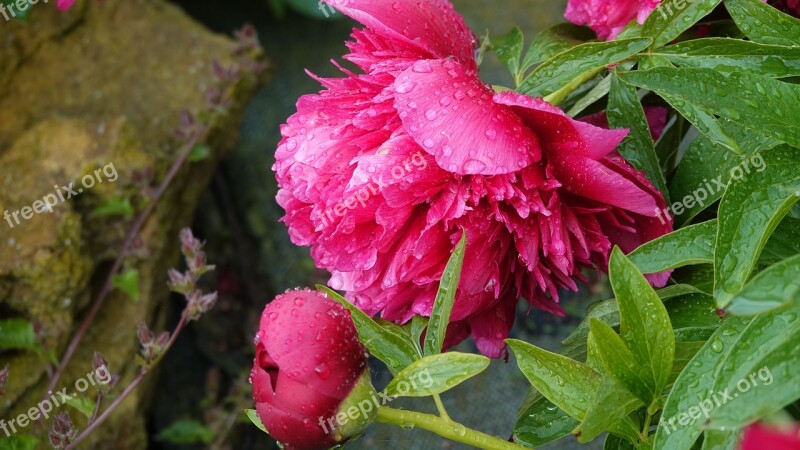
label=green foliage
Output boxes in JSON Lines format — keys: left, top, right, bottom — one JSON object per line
{"left": 383, "top": 352, "right": 490, "bottom": 398}
{"left": 318, "top": 285, "right": 419, "bottom": 374}
{"left": 423, "top": 231, "right": 466, "bottom": 356}
{"left": 156, "top": 419, "right": 214, "bottom": 444}
{"left": 112, "top": 269, "right": 140, "bottom": 302}
{"left": 0, "top": 435, "right": 39, "bottom": 450}
{"left": 92, "top": 198, "right": 134, "bottom": 218}
{"left": 0, "top": 318, "right": 37, "bottom": 351}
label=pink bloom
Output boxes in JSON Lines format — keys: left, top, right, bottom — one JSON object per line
{"left": 740, "top": 423, "right": 800, "bottom": 450}
{"left": 565, "top": 0, "right": 662, "bottom": 40}
{"left": 274, "top": 0, "right": 672, "bottom": 357}
{"left": 56, "top": 0, "right": 77, "bottom": 11}
{"left": 252, "top": 290, "right": 373, "bottom": 450}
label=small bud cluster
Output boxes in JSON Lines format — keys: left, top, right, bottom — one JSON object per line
{"left": 0, "top": 365, "right": 8, "bottom": 397}
{"left": 48, "top": 413, "right": 77, "bottom": 449}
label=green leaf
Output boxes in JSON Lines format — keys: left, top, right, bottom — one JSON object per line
{"left": 519, "top": 38, "right": 652, "bottom": 97}
{"left": 423, "top": 231, "right": 466, "bottom": 356}
{"left": 605, "top": 434, "right": 637, "bottom": 450}
{"left": 666, "top": 293, "right": 720, "bottom": 330}
{"left": 727, "top": 254, "right": 800, "bottom": 315}
{"left": 701, "top": 430, "right": 739, "bottom": 450}
{"left": 92, "top": 198, "right": 134, "bottom": 218}
{"left": 653, "top": 39, "right": 800, "bottom": 77}
{"left": 628, "top": 220, "right": 716, "bottom": 274}
{"left": 609, "top": 248, "right": 675, "bottom": 401}
{"left": 409, "top": 315, "right": 428, "bottom": 356}
{"left": 66, "top": 396, "right": 97, "bottom": 419}
{"left": 112, "top": 269, "right": 140, "bottom": 302}
{"left": 670, "top": 122, "right": 780, "bottom": 226}
{"left": 654, "top": 316, "right": 750, "bottom": 450}
{"left": 658, "top": 94, "right": 743, "bottom": 155}
{"left": 715, "top": 147, "right": 800, "bottom": 307}
{"left": 642, "top": 0, "right": 723, "bottom": 48}
{"left": 513, "top": 396, "right": 578, "bottom": 447}
{"left": 639, "top": 55, "right": 675, "bottom": 70}
{"left": 619, "top": 68, "right": 800, "bottom": 149}
{"left": 244, "top": 409, "right": 268, "bottom": 434}
{"left": 655, "top": 309, "right": 800, "bottom": 449}
{"left": 566, "top": 75, "right": 611, "bottom": 117}
{"left": 0, "top": 319, "right": 36, "bottom": 351}
{"left": 188, "top": 144, "right": 211, "bottom": 162}
{"left": 607, "top": 72, "right": 668, "bottom": 197}
{"left": 724, "top": 0, "right": 800, "bottom": 46}
{"left": 589, "top": 319, "right": 656, "bottom": 404}
{"left": 574, "top": 375, "right": 643, "bottom": 443}
{"left": 317, "top": 285, "right": 418, "bottom": 373}
{"left": 382, "top": 352, "right": 489, "bottom": 398}
{"left": 522, "top": 23, "right": 596, "bottom": 69}
{"left": 563, "top": 285, "right": 705, "bottom": 353}
{"left": 706, "top": 310, "right": 800, "bottom": 430}
{"left": 760, "top": 216, "right": 800, "bottom": 264}
{"left": 156, "top": 419, "right": 214, "bottom": 444}
{"left": 0, "top": 436, "right": 39, "bottom": 450}
{"left": 507, "top": 339, "right": 600, "bottom": 420}
{"left": 493, "top": 26, "right": 525, "bottom": 85}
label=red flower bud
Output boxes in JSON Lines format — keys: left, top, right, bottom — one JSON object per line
{"left": 251, "top": 289, "right": 375, "bottom": 450}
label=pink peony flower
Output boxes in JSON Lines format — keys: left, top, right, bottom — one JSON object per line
{"left": 56, "top": 0, "right": 77, "bottom": 11}
{"left": 252, "top": 290, "right": 375, "bottom": 450}
{"left": 565, "top": 0, "right": 662, "bottom": 40}
{"left": 274, "top": 0, "right": 672, "bottom": 357}
{"left": 769, "top": 0, "right": 800, "bottom": 17}
{"left": 740, "top": 422, "right": 800, "bottom": 450}
{"left": 566, "top": 0, "right": 788, "bottom": 40}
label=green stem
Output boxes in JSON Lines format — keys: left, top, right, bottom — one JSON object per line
{"left": 543, "top": 66, "right": 605, "bottom": 106}
{"left": 375, "top": 407, "right": 528, "bottom": 450}
{"left": 432, "top": 394, "right": 451, "bottom": 421}
{"left": 641, "top": 412, "right": 653, "bottom": 441}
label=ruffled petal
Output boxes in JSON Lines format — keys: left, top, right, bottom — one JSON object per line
{"left": 394, "top": 59, "right": 541, "bottom": 175}
{"left": 494, "top": 92, "right": 628, "bottom": 160}
{"left": 324, "top": 0, "right": 477, "bottom": 67}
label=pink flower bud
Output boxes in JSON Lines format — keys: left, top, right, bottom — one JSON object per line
{"left": 251, "top": 289, "right": 375, "bottom": 450}
{"left": 741, "top": 422, "right": 800, "bottom": 450}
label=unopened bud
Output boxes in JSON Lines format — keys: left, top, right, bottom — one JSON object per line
{"left": 49, "top": 412, "right": 77, "bottom": 449}
{"left": 137, "top": 322, "right": 155, "bottom": 346}
{"left": 168, "top": 268, "right": 194, "bottom": 294}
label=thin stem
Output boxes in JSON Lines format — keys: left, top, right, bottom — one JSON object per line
{"left": 89, "top": 392, "right": 103, "bottom": 424}
{"left": 46, "top": 136, "right": 198, "bottom": 396}
{"left": 375, "top": 407, "right": 528, "bottom": 450}
{"left": 64, "top": 315, "right": 189, "bottom": 450}
{"left": 543, "top": 66, "right": 605, "bottom": 106}
{"left": 641, "top": 412, "right": 653, "bottom": 441}
{"left": 432, "top": 394, "right": 451, "bottom": 421}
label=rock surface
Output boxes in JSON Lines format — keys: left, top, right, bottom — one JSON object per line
{"left": 0, "top": 0, "right": 262, "bottom": 448}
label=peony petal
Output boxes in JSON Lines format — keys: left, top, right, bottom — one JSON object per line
{"left": 555, "top": 155, "right": 659, "bottom": 216}
{"left": 394, "top": 59, "right": 541, "bottom": 175}
{"left": 324, "top": 0, "right": 477, "bottom": 67}
{"left": 494, "top": 92, "right": 628, "bottom": 160}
